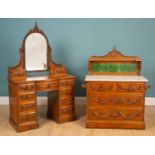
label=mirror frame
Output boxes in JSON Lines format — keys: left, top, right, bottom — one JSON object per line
{"left": 22, "top": 23, "right": 50, "bottom": 72}
{"left": 8, "top": 23, "right": 68, "bottom": 79}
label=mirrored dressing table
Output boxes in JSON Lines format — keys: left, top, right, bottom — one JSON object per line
{"left": 8, "top": 24, "right": 76, "bottom": 132}
{"left": 84, "top": 47, "right": 148, "bottom": 129}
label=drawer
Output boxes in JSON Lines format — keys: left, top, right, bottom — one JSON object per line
{"left": 87, "top": 82, "right": 115, "bottom": 92}
{"left": 19, "top": 112, "right": 37, "bottom": 123}
{"left": 60, "top": 79, "right": 74, "bottom": 87}
{"left": 87, "top": 93, "right": 144, "bottom": 106}
{"left": 17, "top": 83, "right": 35, "bottom": 92}
{"left": 19, "top": 102, "right": 36, "bottom": 113}
{"left": 59, "top": 97, "right": 74, "bottom": 106}
{"left": 117, "top": 82, "right": 145, "bottom": 93}
{"left": 36, "top": 81, "right": 59, "bottom": 91}
{"left": 59, "top": 88, "right": 74, "bottom": 97}
{"left": 59, "top": 106, "right": 74, "bottom": 116}
{"left": 88, "top": 107, "right": 143, "bottom": 121}
{"left": 18, "top": 92, "right": 36, "bottom": 103}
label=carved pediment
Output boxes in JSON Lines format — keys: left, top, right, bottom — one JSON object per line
{"left": 89, "top": 46, "right": 141, "bottom": 62}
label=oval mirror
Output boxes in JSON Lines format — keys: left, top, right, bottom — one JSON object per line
{"left": 25, "top": 33, "right": 48, "bottom": 71}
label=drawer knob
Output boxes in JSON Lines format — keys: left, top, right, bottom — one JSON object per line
{"left": 19, "top": 85, "right": 34, "bottom": 90}
{"left": 20, "top": 95, "right": 32, "bottom": 100}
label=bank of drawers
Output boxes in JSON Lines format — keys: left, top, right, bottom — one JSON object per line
{"left": 87, "top": 81, "right": 146, "bottom": 124}
{"left": 17, "top": 82, "right": 37, "bottom": 124}
{"left": 59, "top": 79, "right": 75, "bottom": 117}
{"left": 16, "top": 79, "right": 75, "bottom": 123}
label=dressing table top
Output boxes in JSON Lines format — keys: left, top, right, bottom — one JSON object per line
{"left": 9, "top": 74, "right": 75, "bottom": 84}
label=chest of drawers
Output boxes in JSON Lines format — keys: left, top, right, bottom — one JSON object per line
{"left": 84, "top": 48, "right": 148, "bottom": 129}
{"left": 85, "top": 76, "right": 147, "bottom": 129}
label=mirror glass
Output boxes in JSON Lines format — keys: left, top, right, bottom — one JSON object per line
{"left": 25, "top": 33, "right": 48, "bottom": 71}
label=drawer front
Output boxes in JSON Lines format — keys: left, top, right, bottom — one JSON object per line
{"left": 18, "top": 92, "right": 36, "bottom": 103}
{"left": 117, "top": 82, "right": 145, "bottom": 93}
{"left": 36, "top": 81, "right": 59, "bottom": 91}
{"left": 59, "top": 97, "right": 74, "bottom": 106}
{"left": 17, "top": 83, "right": 35, "bottom": 92}
{"left": 60, "top": 79, "right": 74, "bottom": 87}
{"left": 60, "top": 106, "right": 74, "bottom": 116}
{"left": 19, "top": 103, "right": 36, "bottom": 113}
{"left": 19, "top": 112, "right": 37, "bottom": 123}
{"left": 59, "top": 88, "right": 74, "bottom": 97}
{"left": 87, "top": 94, "right": 144, "bottom": 106}
{"left": 87, "top": 82, "right": 115, "bottom": 93}
{"left": 88, "top": 108, "right": 143, "bottom": 121}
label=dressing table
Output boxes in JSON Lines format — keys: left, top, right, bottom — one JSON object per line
{"left": 8, "top": 24, "right": 76, "bottom": 132}
{"left": 84, "top": 47, "right": 148, "bottom": 129}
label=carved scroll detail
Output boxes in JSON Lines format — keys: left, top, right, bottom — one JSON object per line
{"left": 91, "top": 109, "right": 142, "bottom": 120}
{"left": 89, "top": 95, "right": 142, "bottom": 106}
{"left": 89, "top": 84, "right": 113, "bottom": 92}
{"left": 109, "top": 95, "right": 141, "bottom": 105}
{"left": 118, "top": 84, "right": 143, "bottom": 92}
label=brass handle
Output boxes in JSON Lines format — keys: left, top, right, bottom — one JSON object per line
{"left": 81, "top": 82, "right": 86, "bottom": 89}
{"left": 81, "top": 84, "right": 86, "bottom": 89}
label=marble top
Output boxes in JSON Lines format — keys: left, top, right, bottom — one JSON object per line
{"left": 85, "top": 75, "right": 148, "bottom": 82}
{"left": 27, "top": 75, "right": 51, "bottom": 81}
